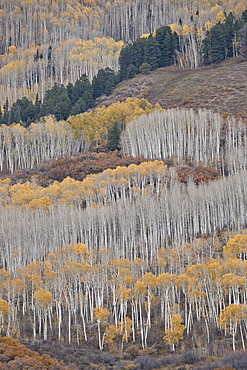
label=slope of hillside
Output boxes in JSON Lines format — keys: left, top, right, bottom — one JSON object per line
{"left": 97, "top": 58, "right": 247, "bottom": 120}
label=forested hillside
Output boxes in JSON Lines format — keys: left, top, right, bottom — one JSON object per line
{"left": 1, "top": 1, "right": 247, "bottom": 370}
{"left": 0, "top": 0, "right": 247, "bottom": 109}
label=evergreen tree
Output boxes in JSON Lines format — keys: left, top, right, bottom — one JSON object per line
{"left": 118, "top": 43, "right": 135, "bottom": 80}
{"left": 143, "top": 36, "right": 161, "bottom": 70}
{"left": 203, "top": 23, "right": 226, "bottom": 64}
{"left": 210, "top": 24, "right": 226, "bottom": 63}
{"left": 202, "top": 30, "right": 211, "bottom": 65}
{"left": 155, "top": 26, "right": 178, "bottom": 66}
{"left": 70, "top": 97, "right": 87, "bottom": 116}
{"left": 81, "top": 90, "right": 93, "bottom": 110}
{"left": 68, "top": 74, "right": 93, "bottom": 105}
{"left": 54, "top": 96, "right": 72, "bottom": 121}
{"left": 202, "top": 10, "right": 247, "bottom": 65}
{"left": 118, "top": 39, "right": 146, "bottom": 80}
{"left": 11, "top": 97, "right": 36, "bottom": 126}
{"left": 126, "top": 64, "right": 138, "bottom": 79}
{"left": 107, "top": 122, "right": 121, "bottom": 151}
{"left": 92, "top": 68, "right": 116, "bottom": 100}
{"left": 131, "top": 38, "right": 147, "bottom": 70}
{"left": 66, "top": 82, "right": 74, "bottom": 103}
{"left": 41, "top": 84, "right": 72, "bottom": 121}
{"left": 139, "top": 62, "right": 151, "bottom": 74}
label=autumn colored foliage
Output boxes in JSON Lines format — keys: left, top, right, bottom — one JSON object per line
{"left": 0, "top": 234, "right": 247, "bottom": 353}
{"left": 0, "top": 98, "right": 155, "bottom": 173}
{"left": 0, "top": 337, "right": 70, "bottom": 369}
{"left": 1, "top": 151, "right": 220, "bottom": 187}
{"left": 0, "top": 160, "right": 222, "bottom": 209}
{"left": 0, "top": 2, "right": 247, "bottom": 367}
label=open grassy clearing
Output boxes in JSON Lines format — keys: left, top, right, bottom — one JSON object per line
{"left": 97, "top": 59, "right": 247, "bottom": 121}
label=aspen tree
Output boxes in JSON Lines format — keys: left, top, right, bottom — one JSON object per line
{"left": 94, "top": 307, "right": 110, "bottom": 350}
{"left": 163, "top": 313, "right": 185, "bottom": 351}
{"left": 0, "top": 300, "right": 9, "bottom": 336}
{"left": 115, "top": 285, "right": 131, "bottom": 331}
{"left": 218, "top": 304, "right": 247, "bottom": 351}
{"left": 34, "top": 288, "right": 53, "bottom": 340}
{"left": 117, "top": 316, "right": 132, "bottom": 349}
{"left": 156, "top": 273, "right": 176, "bottom": 328}
{"left": 0, "top": 170, "right": 247, "bottom": 271}
{"left": 222, "top": 273, "right": 245, "bottom": 305}
{"left": 223, "top": 234, "right": 247, "bottom": 259}
{"left": 104, "top": 324, "right": 117, "bottom": 345}
{"left": 132, "top": 279, "right": 146, "bottom": 348}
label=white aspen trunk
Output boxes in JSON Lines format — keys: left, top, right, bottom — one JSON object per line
{"left": 239, "top": 322, "right": 245, "bottom": 350}
{"left": 44, "top": 311, "right": 47, "bottom": 340}
{"left": 68, "top": 309, "right": 71, "bottom": 344}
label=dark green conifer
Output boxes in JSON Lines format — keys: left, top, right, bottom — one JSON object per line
{"left": 107, "top": 122, "right": 121, "bottom": 151}
{"left": 69, "top": 74, "right": 93, "bottom": 105}
{"left": 92, "top": 68, "right": 116, "bottom": 100}
{"left": 11, "top": 97, "right": 36, "bottom": 126}
{"left": 155, "top": 26, "right": 177, "bottom": 66}
{"left": 41, "top": 84, "right": 71, "bottom": 121}
{"left": 143, "top": 37, "right": 161, "bottom": 70}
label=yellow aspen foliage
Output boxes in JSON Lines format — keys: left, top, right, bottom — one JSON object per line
{"left": 29, "top": 197, "right": 52, "bottom": 211}
{"left": 187, "top": 289, "right": 206, "bottom": 302}
{"left": 104, "top": 324, "right": 117, "bottom": 344}
{"left": 8, "top": 278, "right": 25, "bottom": 294}
{"left": 223, "top": 234, "right": 247, "bottom": 259}
{"left": 220, "top": 303, "right": 246, "bottom": 325}
{"left": 216, "top": 11, "right": 226, "bottom": 23}
{"left": 222, "top": 258, "right": 242, "bottom": 275}
{"left": 222, "top": 272, "right": 245, "bottom": 291}
{"left": 205, "top": 261, "right": 222, "bottom": 280}
{"left": 156, "top": 247, "right": 167, "bottom": 269}
{"left": 34, "top": 288, "right": 53, "bottom": 307}
{"left": 169, "top": 23, "right": 182, "bottom": 35}
{"left": 8, "top": 46, "right": 17, "bottom": 55}
{"left": 118, "top": 317, "right": 132, "bottom": 342}
{"left": 68, "top": 98, "right": 154, "bottom": 145}
{"left": 19, "top": 261, "right": 41, "bottom": 282}
{"left": 157, "top": 272, "right": 176, "bottom": 288}
{"left": 9, "top": 182, "right": 39, "bottom": 207}
{"left": 0, "top": 300, "right": 9, "bottom": 316}
{"left": 206, "top": 21, "right": 214, "bottom": 31}
{"left": 110, "top": 258, "right": 131, "bottom": 270}
{"left": 142, "top": 272, "right": 157, "bottom": 289}
{"left": 0, "top": 179, "right": 11, "bottom": 188}
{"left": 69, "top": 243, "right": 88, "bottom": 256}
{"left": 94, "top": 307, "right": 110, "bottom": 322}
{"left": 182, "top": 25, "right": 192, "bottom": 36}
{"left": 42, "top": 262, "right": 57, "bottom": 281}
{"left": 45, "top": 183, "right": 63, "bottom": 201}
{"left": 133, "top": 280, "right": 146, "bottom": 297}
{"left": 117, "top": 268, "right": 135, "bottom": 285}
{"left": 0, "top": 268, "right": 11, "bottom": 282}
{"left": 163, "top": 314, "right": 185, "bottom": 348}
{"left": 116, "top": 285, "right": 131, "bottom": 301}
